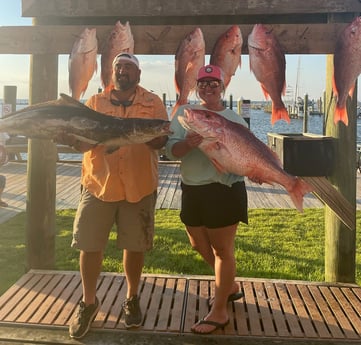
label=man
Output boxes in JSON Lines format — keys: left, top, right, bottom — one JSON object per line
{"left": 65, "top": 53, "right": 168, "bottom": 339}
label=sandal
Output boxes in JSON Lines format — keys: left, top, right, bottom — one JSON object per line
{"left": 0, "top": 201, "right": 8, "bottom": 207}
{"left": 207, "top": 291, "right": 244, "bottom": 307}
{"left": 191, "top": 318, "right": 229, "bottom": 334}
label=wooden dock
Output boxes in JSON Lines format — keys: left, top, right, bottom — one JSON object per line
{"left": 0, "top": 160, "right": 359, "bottom": 224}
{"left": 0, "top": 270, "right": 360, "bottom": 344}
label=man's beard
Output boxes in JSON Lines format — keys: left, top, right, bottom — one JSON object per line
{"left": 114, "top": 75, "right": 138, "bottom": 91}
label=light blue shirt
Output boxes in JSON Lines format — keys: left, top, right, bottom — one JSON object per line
{"left": 166, "top": 104, "right": 249, "bottom": 186}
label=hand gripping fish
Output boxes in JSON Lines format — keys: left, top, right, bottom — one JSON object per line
{"left": 178, "top": 108, "right": 313, "bottom": 212}
{"left": 0, "top": 94, "right": 171, "bottom": 153}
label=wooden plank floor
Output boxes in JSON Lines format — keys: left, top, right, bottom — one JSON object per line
{"left": 0, "top": 161, "right": 360, "bottom": 224}
{"left": 0, "top": 270, "right": 360, "bottom": 341}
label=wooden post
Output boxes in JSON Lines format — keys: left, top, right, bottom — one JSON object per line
{"left": 25, "top": 19, "right": 58, "bottom": 269}
{"left": 3, "top": 86, "right": 17, "bottom": 115}
{"left": 303, "top": 93, "right": 309, "bottom": 132}
{"left": 324, "top": 55, "right": 356, "bottom": 283}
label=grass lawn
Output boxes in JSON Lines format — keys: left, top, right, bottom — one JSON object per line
{"left": 0, "top": 208, "right": 360, "bottom": 295}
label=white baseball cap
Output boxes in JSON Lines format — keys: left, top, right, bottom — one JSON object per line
{"left": 112, "top": 53, "right": 139, "bottom": 68}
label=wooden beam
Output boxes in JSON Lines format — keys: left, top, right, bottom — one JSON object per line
{"left": 0, "top": 23, "right": 350, "bottom": 55}
{"left": 22, "top": 0, "right": 361, "bottom": 17}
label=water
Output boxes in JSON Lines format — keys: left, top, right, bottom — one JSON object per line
{"left": 249, "top": 109, "right": 361, "bottom": 145}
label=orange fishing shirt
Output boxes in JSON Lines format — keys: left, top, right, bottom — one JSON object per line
{"left": 81, "top": 86, "right": 168, "bottom": 203}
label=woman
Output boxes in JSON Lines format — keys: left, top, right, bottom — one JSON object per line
{"left": 166, "top": 65, "right": 249, "bottom": 334}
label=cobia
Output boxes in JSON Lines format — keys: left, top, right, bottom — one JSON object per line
{"left": 0, "top": 94, "right": 171, "bottom": 153}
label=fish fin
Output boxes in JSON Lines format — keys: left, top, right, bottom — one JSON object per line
{"left": 261, "top": 84, "right": 270, "bottom": 100}
{"left": 210, "top": 158, "right": 228, "bottom": 174}
{"left": 348, "top": 84, "right": 355, "bottom": 98}
{"left": 171, "top": 99, "right": 188, "bottom": 119}
{"left": 331, "top": 76, "right": 339, "bottom": 97}
{"left": 105, "top": 145, "right": 120, "bottom": 154}
{"left": 281, "top": 80, "right": 286, "bottom": 96}
{"left": 59, "top": 93, "right": 89, "bottom": 108}
{"left": 288, "top": 177, "right": 314, "bottom": 212}
{"left": 223, "top": 76, "right": 231, "bottom": 88}
{"left": 271, "top": 105, "right": 290, "bottom": 125}
{"left": 170, "top": 103, "right": 180, "bottom": 119}
{"left": 334, "top": 106, "right": 349, "bottom": 126}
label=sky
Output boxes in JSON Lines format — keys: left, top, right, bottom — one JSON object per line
{"left": 0, "top": 1, "right": 344, "bottom": 104}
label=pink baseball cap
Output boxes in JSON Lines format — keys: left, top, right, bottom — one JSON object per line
{"left": 197, "top": 65, "right": 224, "bottom": 82}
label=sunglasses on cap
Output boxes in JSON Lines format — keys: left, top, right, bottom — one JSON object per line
{"left": 197, "top": 80, "right": 221, "bottom": 89}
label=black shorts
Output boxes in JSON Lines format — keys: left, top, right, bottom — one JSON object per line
{"left": 180, "top": 181, "right": 248, "bottom": 228}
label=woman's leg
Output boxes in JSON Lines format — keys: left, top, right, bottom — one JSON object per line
{"left": 185, "top": 225, "right": 214, "bottom": 266}
{"left": 191, "top": 223, "right": 238, "bottom": 334}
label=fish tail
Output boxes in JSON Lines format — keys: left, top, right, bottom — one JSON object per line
{"left": 271, "top": 105, "right": 290, "bottom": 125}
{"left": 334, "top": 106, "right": 349, "bottom": 126}
{"left": 288, "top": 178, "right": 314, "bottom": 212}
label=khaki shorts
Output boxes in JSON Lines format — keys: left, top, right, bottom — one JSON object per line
{"left": 72, "top": 188, "right": 157, "bottom": 252}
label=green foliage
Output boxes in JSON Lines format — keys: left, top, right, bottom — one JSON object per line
{"left": 0, "top": 209, "right": 360, "bottom": 295}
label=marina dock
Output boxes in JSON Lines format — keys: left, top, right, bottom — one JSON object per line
{"left": 0, "top": 161, "right": 360, "bottom": 225}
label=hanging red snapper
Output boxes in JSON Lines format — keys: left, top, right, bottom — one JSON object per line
{"left": 171, "top": 28, "right": 205, "bottom": 118}
{"left": 333, "top": 16, "right": 361, "bottom": 126}
{"left": 178, "top": 108, "right": 313, "bottom": 212}
{"left": 210, "top": 25, "right": 243, "bottom": 88}
{"left": 68, "top": 28, "right": 98, "bottom": 101}
{"left": 248, "top": 24, "right": 290, "bottom": 125}
{"left": 100, "top": 21, "right": 134, "bottom": 91}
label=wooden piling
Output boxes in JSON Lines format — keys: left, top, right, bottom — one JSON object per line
{"left": 303, "top": 93, "right": 308, "bottom": 132}
{"left": 3, "top": 85, "right": 17, "bottom": 115}
{"left": 25, "top": 19, "right": 59, "bottom": 270}
{"left": 324, "top": 55, "right": 356, "bottom": 283}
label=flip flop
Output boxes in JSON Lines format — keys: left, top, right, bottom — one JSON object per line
{"left": 227, "top": 291, "right": 244, "bottom": 302}
{"left": 207, "top": 291, "right": 244, "bottom": 307}
{"left": 191, "top": 318, "right": 230, "bottom": 334}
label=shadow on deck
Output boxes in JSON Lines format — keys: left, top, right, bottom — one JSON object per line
{"left": 0, "top": 270, "right": 360, "bottom": 344}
